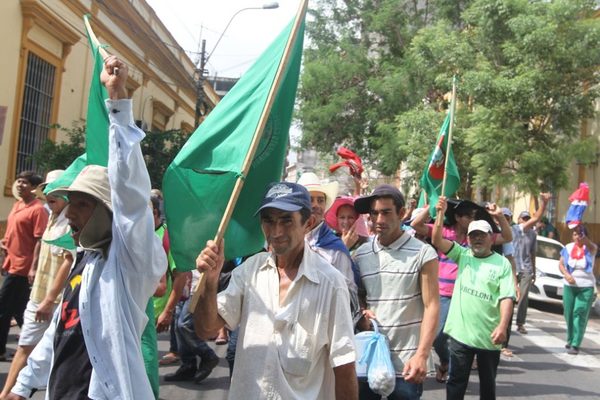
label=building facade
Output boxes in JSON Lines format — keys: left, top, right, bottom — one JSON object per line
{"left": 0, "top": 0, "right": 219, "bottom": 230}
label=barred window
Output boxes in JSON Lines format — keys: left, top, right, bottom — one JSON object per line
{"left": 16, "top": 52, "right": 56, "bottom": 173}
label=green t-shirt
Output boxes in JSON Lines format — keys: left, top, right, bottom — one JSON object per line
{"left": 152, "top": 224, "right": 178, "bottom": 319}
{"left": 443, "top": 243, "right": 515, "bottom": 350}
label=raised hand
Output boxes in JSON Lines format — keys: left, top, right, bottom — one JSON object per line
{"left": 100, "top": 55, "right": 128, "bottom": 100}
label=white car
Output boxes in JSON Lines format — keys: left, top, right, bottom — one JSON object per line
{"left": 529, "top": 236, "right": 565, "bottom": 305}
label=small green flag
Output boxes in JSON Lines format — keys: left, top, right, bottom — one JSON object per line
{"left": 163, "top": 13, "right": 306, "bottom": 267}
{"left": 419, "top": 112, "right": 460, "bottom": 218}
{"left": 45, "top": 15, "right": 109, "bottom": 194}
{"left": 43, "top": 231, "right": 76, "bottom": 251}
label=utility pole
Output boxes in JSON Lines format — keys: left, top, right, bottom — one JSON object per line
{"left": 194, "top": 39, "right": 207, "bottom": 127}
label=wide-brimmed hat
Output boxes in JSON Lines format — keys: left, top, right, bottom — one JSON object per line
{"left": 48, "top": 165, "right": 111, "bottom": 211}
{"left": 444, "top": 199, "right": 500, "bottom": 233}
{"left": 324, "top": 196, "right": 369, "bottom": 237}
{"left": 297, "top": 172, "right": 339, "bottom": 212}
{"left": 11, "top": 181, "right": 20, "bottom": 200}
{"left": 33, "top": 169, "right": 65, "bottom": 200}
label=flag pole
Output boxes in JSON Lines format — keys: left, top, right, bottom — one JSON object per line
{"left": 436, "top": 76, "right": 457, "bottom": 228}
{"left": 190, "top": 0, "right": 308, "bottom": 311}
{"left": 84, "top": 15, "right": 109, "bottom": 59}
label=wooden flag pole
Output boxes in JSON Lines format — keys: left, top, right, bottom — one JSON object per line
{"left": 436, "top": 76, "right": 457, "bottom": 228}
{"left": 84, "top": 15, "right": 109, "bottom": 59}
{"left": 189, "top": 0, "right": 309, "bottom": 312}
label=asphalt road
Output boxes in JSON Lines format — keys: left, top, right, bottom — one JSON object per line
{"left": 1, "top": 300, "right": 599, "bottom": 399}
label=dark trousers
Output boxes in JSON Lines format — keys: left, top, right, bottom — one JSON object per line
{"left": 447, "top": 337, "right": 500, "bottom": 400}
{"left": 0, "top": 274, "right": 30, "bottom": 354}
{"left": 175, "top": 297, "right": 216, "bottom": 368}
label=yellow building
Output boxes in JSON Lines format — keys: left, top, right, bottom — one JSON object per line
{"left": 0, "top": 0, "right": 218, "bottom": 231}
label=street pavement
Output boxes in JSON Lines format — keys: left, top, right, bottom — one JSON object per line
{"left": 1, "top": 301, "right": 599, "bottom": 399}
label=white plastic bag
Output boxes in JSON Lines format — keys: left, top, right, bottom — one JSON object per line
{"left": 358, "top": 320, "right": 396, "bottom": 396}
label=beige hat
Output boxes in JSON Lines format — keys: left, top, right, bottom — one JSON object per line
{"left": 297, "top": 172, "right": 339, "bottom": 212}
{"left": 33, "top": 169, "right": 65, "bottom": 200}
{"left": 48, "top": 165, "right": 111, "bottom": 211}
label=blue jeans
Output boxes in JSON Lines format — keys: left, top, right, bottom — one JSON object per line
{"left": 358, "top": 377, "right": 422, "bottom": 400}
{"left": 169, "top": 300, "right": 184, "bottom": 353}
{"left": 226, "top": 328, "right": 238, "bottom": 377}
{"left": 433, "top": 295, "right": 452, "bottom": 365}
{"left": 447, "top": 337, "right": 500, "bottom": 400}
{"left": 175, "top": 297, "right": 216, "bottom": 367}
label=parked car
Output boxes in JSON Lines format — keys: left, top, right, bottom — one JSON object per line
{"left": 529, "top": 236, "right": 565, "bottom": 305}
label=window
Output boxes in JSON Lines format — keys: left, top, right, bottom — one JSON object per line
{"left": 15, "top": 52, "right": 56, "bottom": 173}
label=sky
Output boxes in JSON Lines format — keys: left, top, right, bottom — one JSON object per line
{"left": 145, "top": 0, "right": 302, "bottom": 78}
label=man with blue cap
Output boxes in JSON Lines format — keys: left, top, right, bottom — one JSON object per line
{"left": 194, "top": 182, "right": 358, "bottom": 400}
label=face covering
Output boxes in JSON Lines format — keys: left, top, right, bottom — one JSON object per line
{"left": 79, "top": 202, "right": 112, "bottom": 256}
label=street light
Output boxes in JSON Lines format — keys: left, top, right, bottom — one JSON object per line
{"left": 194, "top": 2, "right": 279, "bottom": 126}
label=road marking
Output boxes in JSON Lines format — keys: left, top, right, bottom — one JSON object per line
{"left": 521, "top": 325, "right": 600, "bottom": 369}
{"left": 527, "top": 317, "right": 600, "bottom": 347}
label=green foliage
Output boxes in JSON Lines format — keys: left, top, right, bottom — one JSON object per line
{"left": 31, "top": 123, "right": 189, "bottom": 189}
{"left": 299, "top": 0, "right": 600, "bottom": 196}
{"left": 30, "top": 124, "right": 86, "bottom": 173}
{"left": 141, "top": 129, "right": 189, "bottom": 189}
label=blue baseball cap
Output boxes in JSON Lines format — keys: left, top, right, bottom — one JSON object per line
{"left": 255, "top": 182, "right": 312, "bottom": 215}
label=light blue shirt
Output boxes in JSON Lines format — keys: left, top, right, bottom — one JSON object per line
{"left": 13, "top": 100, "right": 166, "bottom": 399}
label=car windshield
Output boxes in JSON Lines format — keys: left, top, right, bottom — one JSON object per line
{"left": 536, "top": 240, "right": 562, "bottom": 260}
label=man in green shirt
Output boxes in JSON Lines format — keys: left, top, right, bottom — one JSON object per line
{"left": 432, "top": 197, "right": 515, "bottom": 400}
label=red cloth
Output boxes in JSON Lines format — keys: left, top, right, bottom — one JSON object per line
{"left": 2, "top": 199, "right": 48, "bottom": 276}
{"left": 328, "top": 147, "right": 363, "bottom": 178}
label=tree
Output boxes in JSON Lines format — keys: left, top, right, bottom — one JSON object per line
{"left": 31, "top": 123, "right": 189, "bottom": 189}
{"left": 298, "top": 0, "right": 600, "bottom": 196}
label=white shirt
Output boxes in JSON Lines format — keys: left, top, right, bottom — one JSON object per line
{"left": 217, "top": 245, "right": 356, "bottom": 400}
{"left": 12, "top": 100, "right": 165, "bottom": 399}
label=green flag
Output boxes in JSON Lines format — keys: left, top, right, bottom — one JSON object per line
{"left": 419, "top": 112, "right": 460, "bottom": 218}
{"left": 163, "top": 13, "right": 306, "bottom": 268}
{"left": 45, "top": 15, "right": 109, "bottom": 194}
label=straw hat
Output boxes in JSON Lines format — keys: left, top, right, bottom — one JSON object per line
{"left": 33, "top": 169, "right": 65, "bottom": 200}
{"left": 11, "top": 181, "right": 20, "bottom": 200}
{"left": 297, "top": 172, "right": 339, "bottom": 212}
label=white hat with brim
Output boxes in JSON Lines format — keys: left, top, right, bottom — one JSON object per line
{"left": 467, "top": 220, "right": 493, "bottom": 235}
{"left": 48, "top": 165, "right": 111, "bottom": 211}
{"left": 297, "top": 172, "right": 339, "bottom": 212}
{"left": 33, "top": 169, "right": 65, "bottom": 200}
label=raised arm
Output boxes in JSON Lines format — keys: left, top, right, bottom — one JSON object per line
{"left": 411, "top": 205, "right": 431, "bottom": 237}
{"left": 102, "top": 57, "right": 164, "bottom": 281}
{"left": 521, "top": 193, "right": 551, "bottom": 232}
{"left": 488, "top": 203, "right": 513, "bottom": 245}
{"left": 432, "top": 197, "right": 453, "bottom": 253}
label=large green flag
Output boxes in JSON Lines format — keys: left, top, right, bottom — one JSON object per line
{"left": 163, "top": 13, "right": 306, "bottom": 268}
{"left": 45, "top": 15, "right": 109, "bottom": 194}
{"left": 419, "top": 112, "right": 460, "bottom": 218}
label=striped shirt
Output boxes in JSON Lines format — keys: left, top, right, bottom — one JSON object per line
{"left": 355, "top": 233, "right": 437, "bottom": 375}
{"left": 30, "top": 209, "right": 74, "bottom": 304}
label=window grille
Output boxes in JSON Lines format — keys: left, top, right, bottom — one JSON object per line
{"left": 16, "top": 52, "right": 56, "bottom": 173}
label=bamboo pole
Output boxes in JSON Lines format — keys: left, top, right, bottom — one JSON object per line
{"left": 189, "top": 0, "right": 309, "bottom": 312}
